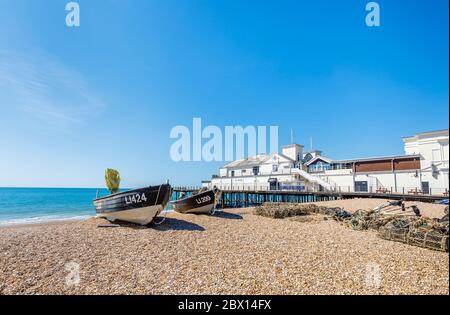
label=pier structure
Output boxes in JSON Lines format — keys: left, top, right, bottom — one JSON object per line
{"left": 172, "top": 187, "right": 448, "bottom": 209}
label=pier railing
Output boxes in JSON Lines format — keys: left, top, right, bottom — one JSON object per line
{"left": 173, "top": 185, "right": 449, "bottom": 198}
{"left": 201, "top": 185, "right": 449, "bottom": 197}
{"left": 330, "top": 186, "right": 449, "bottom": 197}
{"left": 172, "top": 185, "right": 447, "bottom": 208}
{"left": 173, "top": 186, "right": 202, "bottom": 192}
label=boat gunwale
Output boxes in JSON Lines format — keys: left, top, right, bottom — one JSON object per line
{"left": 170, "top": 188, "right": 216, "bottom": 205}
{"left": 93, "top": 184, "right": 171, "bottom": 202}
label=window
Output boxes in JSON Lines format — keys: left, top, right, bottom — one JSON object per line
{"left": 355, "top": 181, "right": 368, "bottom": 192}
{"left": 421, "top": 182, "right": 430, "bottom": 194}
{"left": 252, "top": 166, "right": 259, "bottom": 175}
{"left": 432, "top": 149, "right": 441, "bottom": 162}
{"left": 231, "top": 171, "right": 235, "bottom": 177}
{"left": 302, "top": 153, "right": 313, "bottom": 164}
{"left": 308, "top": 162, "right": 331, "bottom": 173}
{"left": 272, "top": 165, "right": 278, "bottom": 172}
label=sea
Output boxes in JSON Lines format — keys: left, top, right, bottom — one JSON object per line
{"left": 0, "top": 187, "right": 124, "bottom": 227}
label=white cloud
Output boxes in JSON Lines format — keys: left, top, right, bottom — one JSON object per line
{"left": 0, "top": 49, "right": 105, "bottom": 129}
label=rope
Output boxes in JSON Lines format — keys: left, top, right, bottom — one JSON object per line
{"left": 153, "top": 185, "right": 168, "bottom": 225}
{"left": 154, "top": 184, "right": 162, "bottom": 206}
{"left": 210, "top": 189, "right": 221, "bottom": 216}
{"left": 153, "top": 209, "right": 168, "bottom": 225}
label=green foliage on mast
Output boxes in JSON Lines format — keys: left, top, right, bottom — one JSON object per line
{"left": 105, "top": 168, "right": 120, "bottom": 194}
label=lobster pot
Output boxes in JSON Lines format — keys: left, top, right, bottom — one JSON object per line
{"left": 378, "top": 224, "right": 409, "bottom": 243}
{"left": 407, "top": 228, "right": 449, "bottom": 252}
{"left": 348, "top": 218, "right": 368, "bottom": 231}
{"left": 253, "top": 202, "right": 311, "bottom": 219}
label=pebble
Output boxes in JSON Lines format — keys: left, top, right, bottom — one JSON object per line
{"left": 0, "top": 205, "right": 448, "bottom": 295}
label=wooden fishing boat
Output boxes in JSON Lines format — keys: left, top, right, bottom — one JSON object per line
{"left": 171, "top": 187, "right": 219, "bottom": 214}
{"left": 93, "top": 184, "right": 172, "bottom": 225}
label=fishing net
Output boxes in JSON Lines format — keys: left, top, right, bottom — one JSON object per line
{"left": 253, "top": 203, "right": 329, "bottom": 218}
{"left": 253, "top": 203, "right": 312, "bottom": 218}
{"left": 105, "top": 168, "right": 120, "bottom": 194}
{"left": 439, "top": 213, "right": 449, "bottom": 226}
{"left": 349, "top": 217, "right": 368, "bottom": 231}
{"left": 332, "top": 209, "right": 352, "bottom": 222}
{"left": 346, "top": 209, "right": 371, "bottom": 230}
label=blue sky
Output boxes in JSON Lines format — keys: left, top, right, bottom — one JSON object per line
{"left": 0, "top": 0, "right": 448, "bottom": 188}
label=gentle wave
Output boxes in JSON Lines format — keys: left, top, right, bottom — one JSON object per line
{"left": 0, "top": 214, "right": 93, "bottom": 227}
{"left": 0, "top": 211, "right": 174, "bottom": 227}
{"left": 0, "top": 188, "right": 177, "bottom": 227}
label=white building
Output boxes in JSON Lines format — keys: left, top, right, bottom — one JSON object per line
{"left": 210, "top": 144, "right": 304, "bottom": 191}
{"left": 209, "top": 144, "right": 332, "bottom": 191}
{"left": 402, "top": 129, "right": 449, "bottom": 193}
{"left": 305, "top": 129, "right": 449, "bottom": 195}
{"left": 206, "top": 129, "right": 449, "bottom": 196}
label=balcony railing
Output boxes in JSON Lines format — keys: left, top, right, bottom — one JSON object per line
{"left": 308, "top": 165, "right": 331, "bottom": 173}
{"left": 308, "top": 164, "right": 353, "bottom": 173}
{"left": 200, "top": 183, "right": 449, "bottom": 196}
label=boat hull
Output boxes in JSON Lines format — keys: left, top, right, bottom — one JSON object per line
{"left": 97, "top": 205, "right": 163, "bottom": 225}
{"left": 93, "top": 184, "right": 171, "bottom": 225}
{"left": 171, "top": 189, "right": 218, "bottom": 214}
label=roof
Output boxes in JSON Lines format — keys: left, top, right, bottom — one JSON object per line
{"left": 222, "top": 154, "right": 271, "bottom": 169}
{"left": 282, "top": 143, "right": 304, "bottom": 149}
{"left": 221, "top": 152, "right": 295, "bottom": 169}
{"left": 305, "top": 156, "right": 333, "bottom": 166}
{"left": 402, "top": 129, "right": 449, "bottom": 141}
{"left": 303, "top": 149, "right": 322, "bottom": 154}
{"left": 332, "top": 154, "right": 421, "bottom": 164}
{"left": 305, "top": 154, "right": 421, "bottom": 165}
{"left": 278, "top": 153, "right": 296, "bottom": 162}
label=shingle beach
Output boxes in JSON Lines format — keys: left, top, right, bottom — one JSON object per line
{"left": 1, "top": 199, "right": 448, "bottom": 295}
